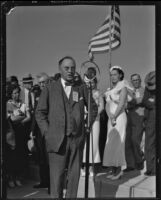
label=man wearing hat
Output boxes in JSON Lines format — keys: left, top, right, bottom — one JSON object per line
{"left": 19, "top": 74, "right": 35, "bottom": 153}
{"left": 20, "top": 74, "right": 35, "bottom": 112}
{"left": 124, "top": 73, "right": 145, "bottom": 172}
{"left": 142, "top": 71, "right": 156, "bottom": 176}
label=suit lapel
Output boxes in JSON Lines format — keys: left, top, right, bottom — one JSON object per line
{"left": 54, "top": 79, "right": 65, "bottom": 109}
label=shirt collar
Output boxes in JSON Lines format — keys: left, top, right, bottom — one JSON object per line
{"left": 61, "top": 78, "right": 66, "bottom": 88}
{"left": 61, "top": 78, "right": 72, "bottom": 88}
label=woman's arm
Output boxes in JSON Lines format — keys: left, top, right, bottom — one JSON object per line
{"left": 97, "top": 94, "right": 104, "bottom": 115}
{"left": 21, "top": 109, "right": 31, "bottom": 125}
{"left": 10, "top": 114, "right": 26, "bottom": 122}
{"left": 113, "top": 87, "right": 128, "bottom": 120}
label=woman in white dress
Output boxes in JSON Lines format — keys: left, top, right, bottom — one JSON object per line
{"left": 103, "top": 66, "right": 134, "bottom": 180}
{"left": 81, "top": 77, "right": 104, "bottom": 177}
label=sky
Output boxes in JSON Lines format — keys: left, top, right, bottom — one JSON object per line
{"left": 6, "top": 4, "right": 155, "bottom": 92}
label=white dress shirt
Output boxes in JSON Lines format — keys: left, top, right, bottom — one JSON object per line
{"left": 61, "top": 78, "right": 72, "bottom": 99}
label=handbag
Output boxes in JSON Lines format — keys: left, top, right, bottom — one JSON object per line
{"left": 27, "top": 132, "right": 36, "bottom": 152}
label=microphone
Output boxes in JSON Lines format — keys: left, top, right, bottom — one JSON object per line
{"left": 80, "top": 60, "right": 100, "bottom": 85}
{"left": 84, "top": 67, "right": 97, "bottom": 87}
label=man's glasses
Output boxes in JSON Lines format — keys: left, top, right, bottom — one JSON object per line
{"left": 38, "top": 81, "right": 46, "bottom": 84}
{"left": 132, "top": 79, "right": 140, "bottom": 82}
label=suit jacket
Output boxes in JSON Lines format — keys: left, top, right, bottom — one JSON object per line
{"left": 142, "top": 87, "right": 155, "bottom": 125}
{"left": 35, "top": 79, "right": 98, "bottom": 153}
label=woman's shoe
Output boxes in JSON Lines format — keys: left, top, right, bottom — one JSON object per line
{"left": 106, "top": 170, "right": 114, "bottom": 178}
{"left": 110, "top": 171, "right": 123, "bottom": 180}
{"left": 8, "top": 180, "right": 15, "bottom": 188}
{"left": 15, "top": 179, "right": 22, "bottom": 186}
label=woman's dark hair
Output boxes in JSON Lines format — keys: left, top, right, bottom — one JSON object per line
{"left": 111, "top": 68, "right": 124, "bottom": 81}
{"left": 6, "top": 85, "right": 21, "bottom": 100}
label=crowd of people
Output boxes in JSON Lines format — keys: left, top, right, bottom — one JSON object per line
{"left": 5, "top": 56, "right": 156, "bottom": 198}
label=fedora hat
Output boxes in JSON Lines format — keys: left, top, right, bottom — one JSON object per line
{"left": 144, "top": 71, "right": 155, "bottom": 90}
{"left": 21, "top": 74, "right": 34, "bottom": 83}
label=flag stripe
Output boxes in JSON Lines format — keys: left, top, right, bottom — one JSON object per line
{"left": 90, "top": 25, "right": 121, "bottom": 42}
{"left": 89, "top": 35, "right": 118, "bottom": 47}
{"left": 89, "top": 37, "right": 120, "bottom": 51}
{"left": 88, "top": 5, "right": 121, "bottom": 60}
{"left": 94, "top": 21, "right": 121, "bottom": 37}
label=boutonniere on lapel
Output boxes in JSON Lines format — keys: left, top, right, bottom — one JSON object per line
{"left": 73, "top": 91, "right": 78, "bottom": 102}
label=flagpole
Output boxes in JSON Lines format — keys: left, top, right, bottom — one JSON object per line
{"left": 108, "top": 5, "right": 112, "bottom": 89}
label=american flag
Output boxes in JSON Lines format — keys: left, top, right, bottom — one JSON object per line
{"left": 88, "top": 5, "right": 121, "bottom": 61}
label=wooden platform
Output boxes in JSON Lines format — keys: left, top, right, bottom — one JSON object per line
{"left": 7, "top": 163, "right": 156, "bottom": 198}
{"left": 77, "top": 170, "right": 156, "bottom": 198}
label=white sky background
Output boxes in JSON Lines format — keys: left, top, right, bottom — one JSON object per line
{"left": 6, "top": 5, "right": 155, "bottom": 92}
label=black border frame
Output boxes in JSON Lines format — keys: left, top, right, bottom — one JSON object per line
{"left": 1, "top": 1, "right": 161, "bottom": 199}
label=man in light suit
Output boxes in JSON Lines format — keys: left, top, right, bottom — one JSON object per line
{"left": 20, "top": 74, "right": 35, "bottom": 113}
{"left": 36, "top": 56, "right": 98, "bottom": 198}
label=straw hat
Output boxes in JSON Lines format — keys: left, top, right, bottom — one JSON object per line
{"left": 21, "top": 74, "right": 34, "bottom": 83}
{"left": 144, "top": 71, "right": 155, "bottom": 90}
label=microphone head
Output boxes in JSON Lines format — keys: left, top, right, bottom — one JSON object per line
{"left": 80, "top": 60, "right": 100, "bottom": 84}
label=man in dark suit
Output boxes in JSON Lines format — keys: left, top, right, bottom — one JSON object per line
{"left": 36, "top": 56, "right": 97, "bottom": 198}
{"left": 142, "top": 71, "right": 156, "bottom": 176}
{"left": 124, "top": 74, "right": 145, "bottom": 172}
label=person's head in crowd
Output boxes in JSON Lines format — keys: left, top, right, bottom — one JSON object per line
{"left": 144, "top": 71, "right": 155, "bottom": 91}
{"left": 74, "top": 72, "right": 83, "bottom": 86}
{"left": 52, "top": 73, "right": 61, "bottom": 82}
{"left": 31, "top": 84, "right": 41, "bottom": 98}
{"left": 8, "top": 76, "right": 19, "bottom": 86}
{"left": 131, "top": 74, "right": 141, "bottom": 89}
{"left": 110, "top": 66, "right": 124, "bottom": 86}
{"left": 58, "top": 56, "right": 76, "bottom": 82}
{"left": 36, "top": 72, "right": 49, "bottom": 90}
{"left": 7, "top": 85, "right": 21, "bottom": 102}
{"left": 21, "top": 74, "right": 34, "bottom": 90}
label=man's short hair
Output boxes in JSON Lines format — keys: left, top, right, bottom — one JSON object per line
{"left": 58, "top": 56, "right": 76, "bottom": 67}
{"left": 131, "top": 73, "right": 141, "bottom": 81}
{"left": 36, "top": 72, "right": 49, "bottom": 79}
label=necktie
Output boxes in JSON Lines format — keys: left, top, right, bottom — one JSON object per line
{"left": 28, "top": 90, "right": 32, "bottom": 111}
{"left": 65, "top": 81, "right": 74, "bottom": 86}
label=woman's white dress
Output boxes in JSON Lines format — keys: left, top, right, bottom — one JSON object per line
{"left": 103, "top": 80, "right": 133, "bottom": 167}
{"left": 83, "top": 89, "right": 101, "bottom": 163}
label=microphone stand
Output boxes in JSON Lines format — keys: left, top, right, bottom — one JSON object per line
{"left": 85, "top": 81, "right": 92, "bottom": 198}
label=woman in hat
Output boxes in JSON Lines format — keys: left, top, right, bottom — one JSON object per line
{"left": 103, "top": 66, "right": 134, "bottom": 180}
{"left": 142, "top": 71, "right": 156, "bottom": 176}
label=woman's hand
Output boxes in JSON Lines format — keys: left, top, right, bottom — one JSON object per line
{"left": 111, "top": 116, "right": 116, "bottom": 127}
{"left": 11, "top": 115, "right": 25, "bottom": 123}
{"left": 109, "top": 114, "right": 116, "bottom": 127}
